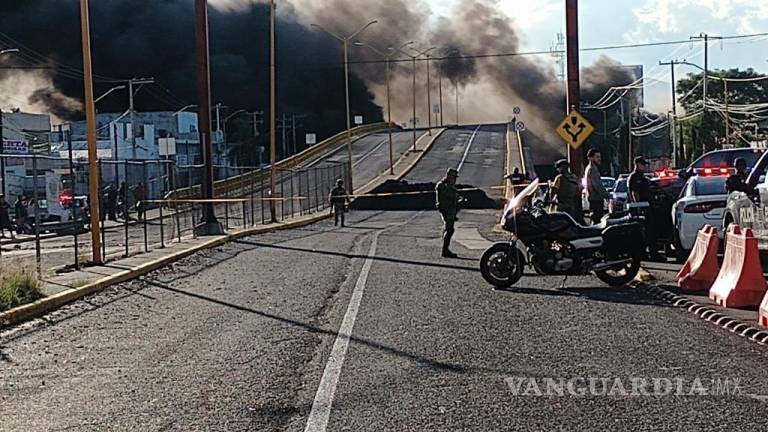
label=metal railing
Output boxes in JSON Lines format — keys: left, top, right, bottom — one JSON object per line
{"left": 0, "top": 154, "right": 347, "bottom": 278}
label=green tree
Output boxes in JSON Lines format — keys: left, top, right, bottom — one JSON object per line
{"left": 676, "top": 68, "right": 768, "bottom": 163}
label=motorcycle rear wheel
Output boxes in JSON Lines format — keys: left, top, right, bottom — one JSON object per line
{"left": 594, "top": 253, "right": 642, "bottom": 287}
{"left": 480, "top": 243, "right": 524, "bottom": 289}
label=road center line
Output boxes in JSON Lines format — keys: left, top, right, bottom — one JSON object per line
{"left": 457, "top": 125, "right": 482, "bottom": 172}
{"left": 303, "top": 230, "right": 381, "bottom": 432}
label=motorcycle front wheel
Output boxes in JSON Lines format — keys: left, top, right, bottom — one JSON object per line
{"left": 594, "top": 253, "right": 642, "bottom": 287}
{"left": 480, "top": 243, "right": 524, "bottom": 289}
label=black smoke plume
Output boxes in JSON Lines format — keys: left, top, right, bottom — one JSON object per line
{"left": 0, "top": 0, "right": 383, "bottom": 140}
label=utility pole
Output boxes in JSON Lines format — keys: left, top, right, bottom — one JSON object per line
{"left": 194, "top": 0, "right": 222, "bottom": 234}
{"left": 438, "top": 67, "right": 444, "bottom": 127}
{"left": 127, "top": 77, "right": 154, "bottom": 160}
{"left": 425, "top": 53, "right": 432, "bottom": 135}
{"left": 269, "top": 0, "right": 277, "bottom": 223}
{"left": 565, "top": 0, "right": 584, "bottom": 176}
{"left": 79, "top": 0, "right": 102, "bottom": 263}
{"left": 0, "top": 109, "right": 5, "bottom": 197}
{"left": 659, "top": 60, "right": 679, "bottom": 166}
{"left": 690, "top": 33, "right": 722, "bottom": 112}
{"left": 724, "top": 79, "right": 731, "bottom": 147}
{"left": 455, "top": 82, "right": 459, "bottom": 125}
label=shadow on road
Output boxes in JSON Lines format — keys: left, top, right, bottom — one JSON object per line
{"left": 140, "top": 278, "right": 513, "bottom": 376}
{"left": 233, "top": 239, "right": 479, "bottom": 273}
{"left": 492, "top": 284, "right": 672, "bottom": 307}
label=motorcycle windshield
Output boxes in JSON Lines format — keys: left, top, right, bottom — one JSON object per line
{"left": 501, "top": 178, "right": 539, "bottom": 223}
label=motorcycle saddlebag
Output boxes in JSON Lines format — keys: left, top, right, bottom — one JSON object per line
{"left": 601, "top": 222, "right": 644, "bottom": 260}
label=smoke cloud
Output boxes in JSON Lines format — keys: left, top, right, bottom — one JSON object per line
{"left": 0, "top": 0, "right": 636, "bottom": 159}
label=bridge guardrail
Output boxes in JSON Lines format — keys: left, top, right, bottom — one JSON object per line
{"left": 168, "top": 122, "right": 398, "bottom": 200}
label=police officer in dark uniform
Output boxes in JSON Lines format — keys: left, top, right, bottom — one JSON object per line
{"left": 726, "top": 157, "right": 749, "bottom": 193}
{"left": 627, "top": 156, "right": 661, "bottom": 260}
{"left": 436, "top": 168, "right": 462, "bottom": 258}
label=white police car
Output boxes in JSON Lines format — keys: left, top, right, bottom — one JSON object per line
{"left": 671, "top": 170, "right": 730, "bottom": 262}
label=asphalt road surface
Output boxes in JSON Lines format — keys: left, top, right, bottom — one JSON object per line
{"left": 2, "top": 209, "right": 768, "bottom": 431}
{"left": 406, "top": 124, "right": 506, "bottom": 198}
{"left": 3, "top": 124, "right": 767, "bottom": 431}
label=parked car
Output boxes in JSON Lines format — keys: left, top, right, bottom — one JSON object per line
{"left": 609, "top": 175, "right": 629, "bottom": 213}
{"left": 679, "top": 148, "right": 766, "bottom": 180}
{"left": 671, "top": 174, "right": 729, "bottom": 262}
{"left": 723, "top": 149, "right": 768, "bottom": 264}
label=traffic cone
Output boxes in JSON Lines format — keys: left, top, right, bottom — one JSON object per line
{"left": 677, "top": 225, "right": 720, "bottom": 293}
{"left": 709, "top": 225, "right": 768, "bottom": 308}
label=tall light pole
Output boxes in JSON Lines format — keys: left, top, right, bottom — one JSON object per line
{"left": 411, "top": 46, "right": 436, "bottom": 136}
{"left": 437, "top": 48, "right": 459, "bottom": 128}
{"left": 194, "top": 0, "right": 222, "bottom": 234}
{"left": 311, "top": 19, "right": 378, "bottom": 191}
{"left": 411, "top": 46, "right": 437, "bottom": 135}
{"left": 455, "top": 82, "right": 460, "bottom": 125}
{"left": 269, "top": 0, "right": 278, "bottom": 222}
{"left": 354, "top": 40, "right": 413, "bottom": 175}
{"left": 0, "top": 48, "right": 20, "bottom": 197}
{"left": 79, "top": 0, "right": 102, "bottom": 263}
{"left": 393, "top": 47, "right": 420, "bottom": 151}
{"left": 127, "top": 77, "right": 154, "bottom": 160}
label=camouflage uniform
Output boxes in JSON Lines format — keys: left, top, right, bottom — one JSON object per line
{"left": 436, "top": 168, "right": 460, "bottom": 257}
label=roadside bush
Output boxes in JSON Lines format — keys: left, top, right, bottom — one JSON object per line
{"left": 0, "top": 267, "right": 43, "bottom": 312}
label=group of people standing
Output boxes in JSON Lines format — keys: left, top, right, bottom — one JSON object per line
{"left": 101, "top": 182, "right": 145, "bottom": 222}
{"left": 550, "top": 149, "right": 660, "bottom": 259}
{"left": 0, "top": 194, "right": 34, "bottom": 239}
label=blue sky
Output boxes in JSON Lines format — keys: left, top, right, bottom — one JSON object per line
{"left": 429, "top": 0, "right": 768, "bottom": 111}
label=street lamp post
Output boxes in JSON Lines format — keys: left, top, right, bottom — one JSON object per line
{"left": 0, "top": 48, "right": 20, "bottom": 197}
{"left": 311, "top": 19, "right": 378, "bottom": 192}
{"left": 193, "top": 0, "right": 222, "bottom": 234}
{"left": 354, "top": 41, "right": 413, "bottom": 175}
{"left": 410, "top": 47, "right": 436, "bottom": 136}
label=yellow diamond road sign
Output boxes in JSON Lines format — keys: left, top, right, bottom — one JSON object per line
{"left": 556, "top": 110, "right": 595, "bottom": 150}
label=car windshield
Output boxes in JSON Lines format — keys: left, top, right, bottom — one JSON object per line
{"left": 614, "top": 179, "right": 627, "bottom": 193}
{"left": 694, "top": 177, "right": 727, "bottom": 196}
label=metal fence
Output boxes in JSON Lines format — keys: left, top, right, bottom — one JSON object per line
{"left": 0, "top": 154, "right": 346, "bottom": 277}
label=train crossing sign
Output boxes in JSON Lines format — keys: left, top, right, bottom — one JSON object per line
{"left": 556, "top": 110, "right": 594, "bottom": 150}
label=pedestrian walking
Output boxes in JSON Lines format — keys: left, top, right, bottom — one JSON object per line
{"left": 585, "top": 148, "right": 610, "bottom": 224}
{"left": 0, "top": 194, "right": 15, "bottom": 240}
{"left": 132, "top": 182, "right": 145, "bottom": 221}
{"left": 14, "top": 195, "right": 28, "bottom": 235}
{"left": 628, "top": 155, "right": 661, "bottom": 261}
{"left": 436, "top": 168, "right": 464, "bottom": 258}
{"left": 329, "top": 179, "right": 348, "bottom": 227}
{"left": 550, "top": 159, "right": 583, "bottom": 222}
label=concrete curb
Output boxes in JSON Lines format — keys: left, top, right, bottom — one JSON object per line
{"left": 0, "top": 212, "right": 330, "bottom": 329}
{"left": 632, "top": 281, "right": 768, "bottom": 346}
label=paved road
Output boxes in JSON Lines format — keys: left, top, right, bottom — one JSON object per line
{"left": 3, "top": 124, "right": 767, "bottom": 430}
{"left": 406, "top": 124, "right": 506, "bottom": 197}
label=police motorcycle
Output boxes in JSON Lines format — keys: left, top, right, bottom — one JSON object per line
{"left": 480, "top": 179, "right": 646, "bottom": 288}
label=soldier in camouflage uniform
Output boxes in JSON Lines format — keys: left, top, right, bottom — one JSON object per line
{"left": 436, "top": 168, "right": 462, "bottom": 258}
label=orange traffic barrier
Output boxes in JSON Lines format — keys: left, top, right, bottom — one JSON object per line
{"left": 759, "top": 293, "right": 768, "bottom": 327}
{"left": 709, "top": 225, "right": 768, "bottom": 308}
{"left": 677, "top": 225, "right": 720, "bottom": 292}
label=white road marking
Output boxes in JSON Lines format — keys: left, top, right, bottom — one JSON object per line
{"left": 303, "top": 231, "right": 381, "bottom": 432}
{"left": 457, "top": 125, "right": 482, "bottom": 172}
{"left": 304, "top": 214, "right": 420, "bottom": 432}
{"left": 353, "top": 138, "right": 388, "bottom": 167}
